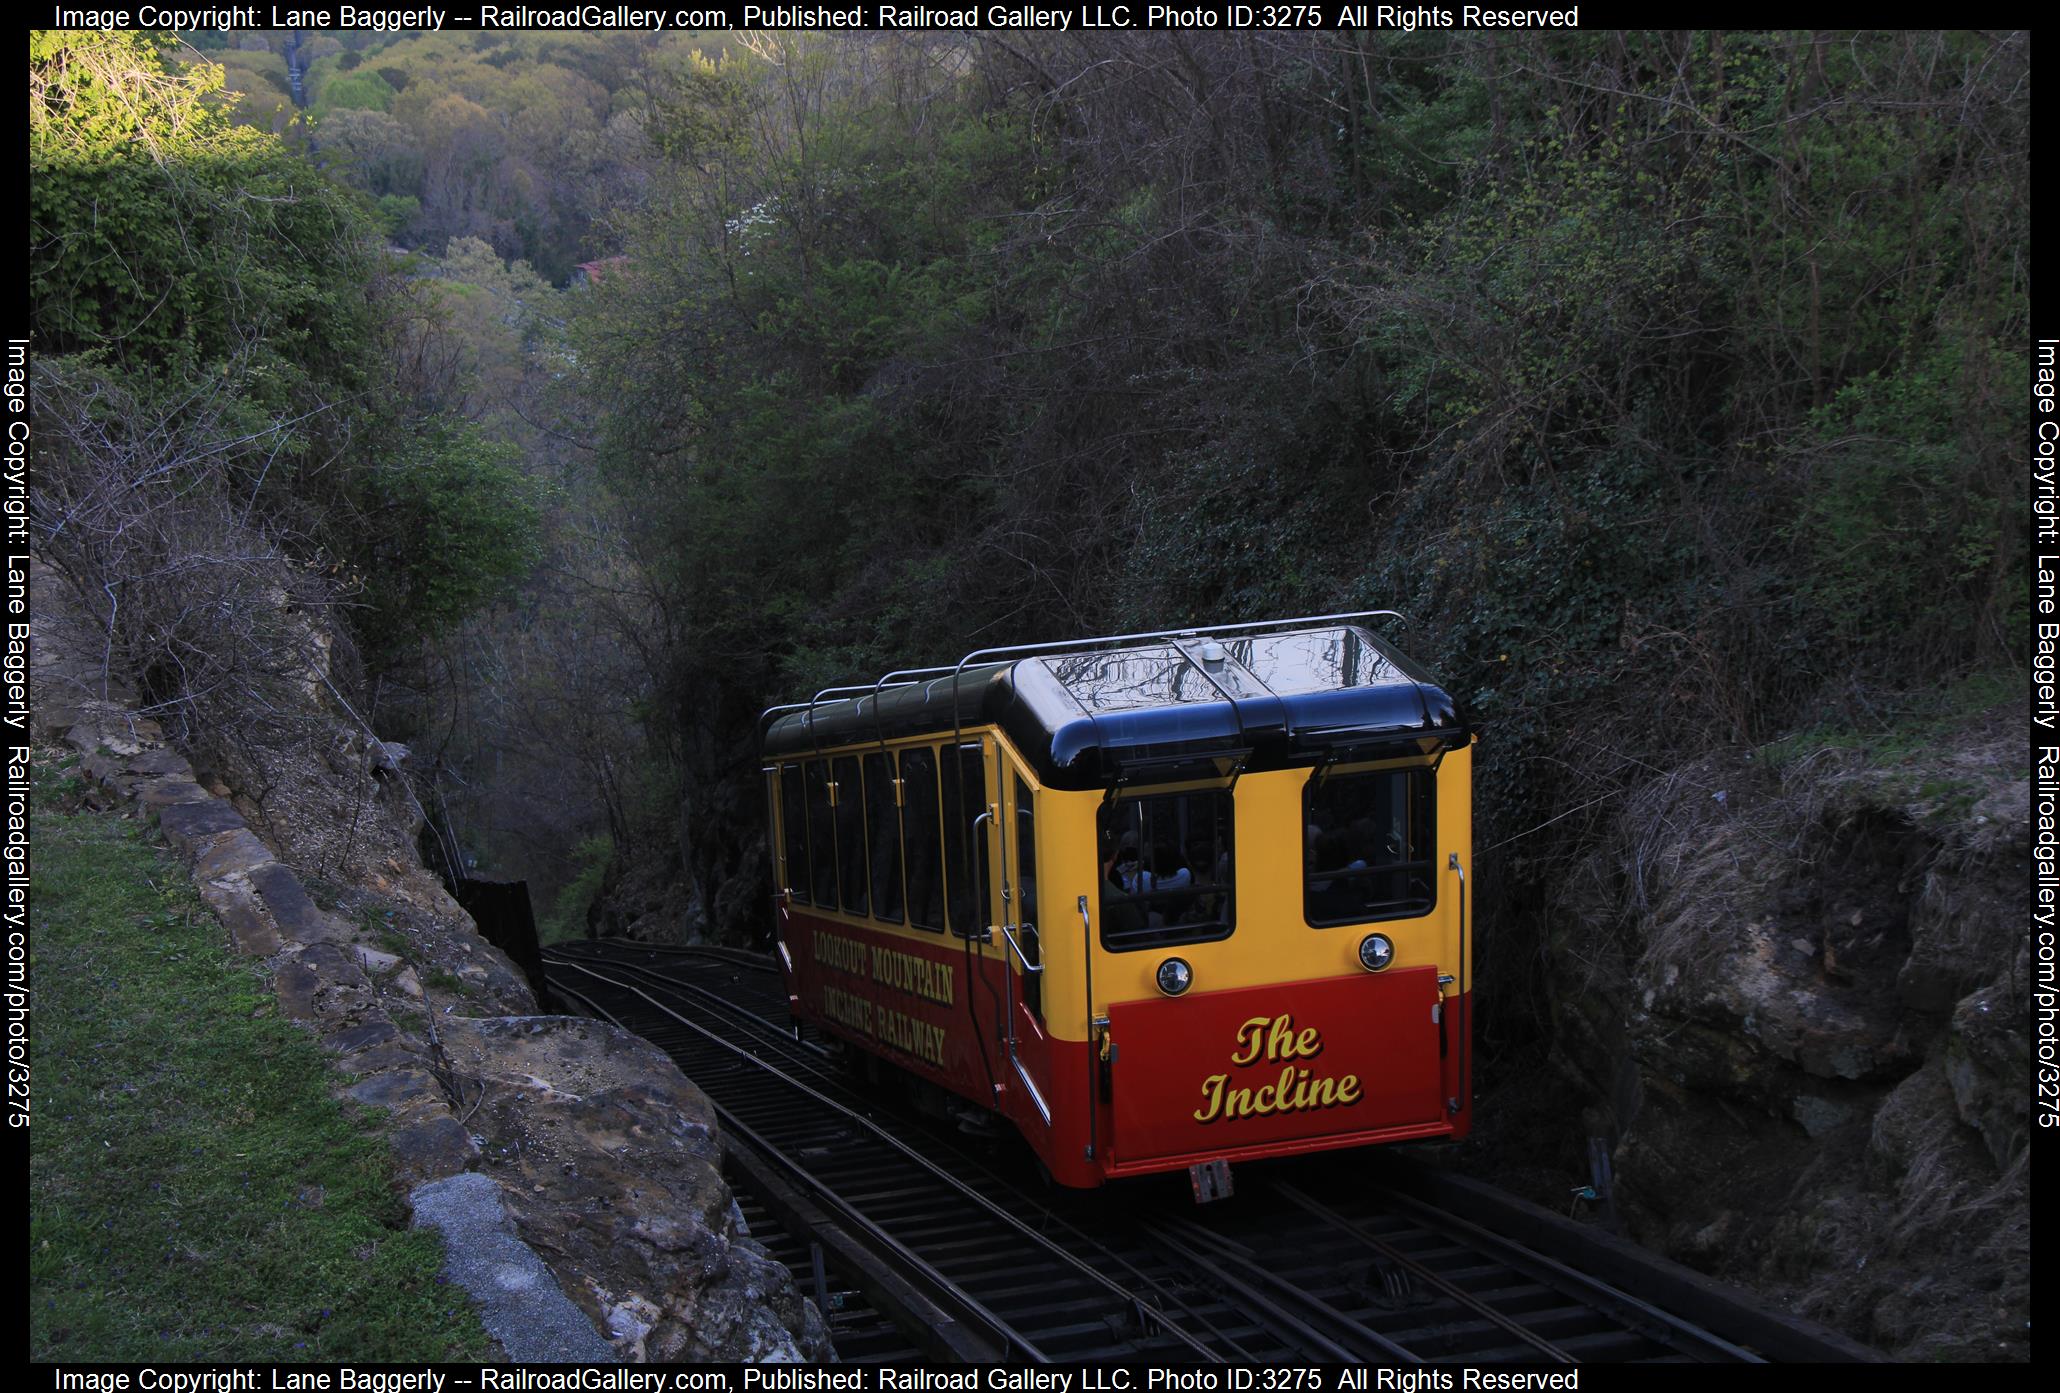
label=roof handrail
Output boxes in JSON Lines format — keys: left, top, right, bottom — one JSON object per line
{"left": 758, "top": 701, "right": 815, "bottom": 742}
{"left": 940, "top": 608, "right": 1405, "bottom": 821}
{"left": 945, "top": 609, "right": 1404, "bottom": 683}
{"left": 805, "top": 683, "right": 899, "bottom": 756}
{"left": 765, "top": 609, "right": 1407, "bottom": 746}
{"left": 871, "top": 667, "right": 957, "bottom": 749}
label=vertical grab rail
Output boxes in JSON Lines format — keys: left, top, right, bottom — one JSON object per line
{"left": 1448, "top": 852, "right": 1468, "bottom": 1119}
{"left": 991, "top": 797, "right": 1012, "bottom": 1044}
{"left": 1079, "top": 894, "right": 1098, "bottom": 1163}
{"left": 967, "top": 805, "right": 1000, "bottom": 1107}
{"left": 991, "top": 787, "right": 1053, "bottom": 1127}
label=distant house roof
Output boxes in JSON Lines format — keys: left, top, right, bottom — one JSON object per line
{"left": 572, "top": 256, "right": 629, "bottom": 287}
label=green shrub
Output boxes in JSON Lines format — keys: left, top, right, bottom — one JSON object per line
{"left": 352, "top": 419, "right": 543, "bottom": 661}
{"left": 375, "top": 193, "right": 420, "bottom": 237}
{"left": 1793, "top": 338, "right": 2019, "bottom": 660}
{"left": 539, "top": 835, "right": 613, "bottom": 943}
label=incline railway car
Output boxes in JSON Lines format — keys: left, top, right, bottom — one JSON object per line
{"left": 760, "top": 613, "right": 1474, "bottom": 1191}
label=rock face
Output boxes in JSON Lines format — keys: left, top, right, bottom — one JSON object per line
{"left": 1543, "top": 718, "right": 2027, "bottom": 1359}
{"left": 435, "top": 1016, "right": 832, "bottom": 1362}
{"left": 589, "top": 832, "right": 771, "bottom": 948}
{"left": 590, "top": 847, "right": 709, "bottom": 944}
{"left": 32, "top": 556, "right": 831, "bottom": 1364}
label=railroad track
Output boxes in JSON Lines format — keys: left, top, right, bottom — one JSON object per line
{"left": 541, "top": 939, "right": 1877, "bottom": 1364}
{"left": 545, "top": 953, "right": 1236, "bottom": 1360}
{"left": 728, "top": 1171, "right": 922, "bottom": 1361}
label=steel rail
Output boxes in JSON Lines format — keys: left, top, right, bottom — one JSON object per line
{"left": 725, "top": 1176, "right": 922, "bottom": 1362}
{"left": 547, "top": 950, "right": 847, "bottom": 1081}
{"left": 1368, "top": 1184, "right": 1766, "bottom": 1363}
{"left": 553, "top": 963, "right": 1226, "bottom": 1359}
{"left": 547, "top": 955, "right": 1223, "bottom": 1362}
{"left": 548, "top": 974, "right": 1020, "bottom": 1361}
{"left": 1152, "top": 1217, "right": 1420, "bottom": 1364}
{"left": 550, "top": 938, "right": 782, "bottom": 975}
{"left": 542, "top": 947, "right": 1269, "bottom": 1361}
{"left": 544, "top": 941, "right": 1797, "bottom": 1365}
{"left": 1271, "top": 1181, "right": 1578, "bottom": 1364}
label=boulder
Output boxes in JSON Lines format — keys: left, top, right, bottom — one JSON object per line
{"left": 1539, "top": 723, "right": 2028, "bottom": 1360}
{"left": 1944, "top": 963, "right": 2030, "bottom": 1169}
{"left": 433, "top": 1015, "right": 831, "bottom": 1362}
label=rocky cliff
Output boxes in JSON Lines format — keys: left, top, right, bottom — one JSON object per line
{"left": 32, "top": 559, "right": 831, "bottom": 1362}
{"left": 1481, "top": 707, "right": 2028, "bottom": 1360}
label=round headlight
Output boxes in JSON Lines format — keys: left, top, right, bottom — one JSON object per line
{"left": 1156, "top": 957, "right": 1193, "bottom": 997}
{"left": 1358, "top": 933, "right": 1395, "bottom": 972}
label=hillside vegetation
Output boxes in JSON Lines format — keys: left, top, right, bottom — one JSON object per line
{"left": 186, "top": 29, "right": 737, "bottom": 282}
{"left": 56, "top": 26, "right": 2025, "bottom": 1062}
{"left": 562, "top": 32, "right": 2027, "bottom": 958}
{"left": 31, "top": 29, "right": 541, "bottom": 798}
{"left": 30, "top": 27, "right": 2029, "bottom": 1360}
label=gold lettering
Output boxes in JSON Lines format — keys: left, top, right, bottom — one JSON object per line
{"left": 815, "top": 964, "right": 954, "bottom": 1068}
{"left": 1231, "top": 1017, "right": 1270, "bottom": 1066}
{"left": 1260, "top": 1013, "right": 1320, "bottom": 1063}
{"left": 1264, "top": 1015, "right": 1294, "bottom": 1061}
{"left": 1228, "top": 1013, "right": 1328, "bottom": 1065}
{"left": 1193, "top": 1014, "right": 1363, "bottom": 1125}
{"left": 861, "top": 942, "right": 956, "bottom": 1007}
{"left": 820, "top": 983, "right": 874, "bottom": 1036}
{"left": 814, "top": 931, "right": 872, "bottom": 977}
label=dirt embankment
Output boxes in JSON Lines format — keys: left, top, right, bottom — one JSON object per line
{"left": 1464, "top": 707, "right": 2028, "bottom": 1360}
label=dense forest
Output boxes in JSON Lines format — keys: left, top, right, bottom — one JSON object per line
{"left": 38, "top": 24, "right": 2031, "bottom": 939}
{"left": 568, "top": 31, "right": 2028, "bottom": 957}
{"left": 186, "top": 29, "right": 688, "bottom": 281}
{"left": 31, "top": 27, "right": 2029, "bottom": 1358}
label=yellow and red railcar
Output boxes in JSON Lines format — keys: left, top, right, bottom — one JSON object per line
{"left": 760, "top": 614, "right": 1474, "bottom": 1191}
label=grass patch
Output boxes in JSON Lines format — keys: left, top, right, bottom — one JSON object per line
{"left": 1757, "top": 668, "right": 2021, "bottom": 772}
{"left": 421, "top": 967, "right": 466, "bottom": 994}
{"left": 28, "top": 754, "right": 493, "bottom": 1362}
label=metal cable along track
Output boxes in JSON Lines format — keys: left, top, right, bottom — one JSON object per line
{"left": 542, "top": 941, "right": 1792, "bottom": 1365}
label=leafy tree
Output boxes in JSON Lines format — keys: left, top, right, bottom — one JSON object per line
{"left": 31, "top": 31, "right": 376, "bottom": 399}
{"left": 312, "top": 108, "right": 423, "bottom": 199}
{"left": 316, "top": 68, "right": 396, "bottom": 115}
{"left": 29, "top": 30, "right": 538, "bottom": 692}
{"left": 352, "top": 418, "right": 542, "bottom": 651}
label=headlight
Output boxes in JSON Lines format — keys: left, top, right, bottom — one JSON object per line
{"left": 1156, "top": 957, "right": 1193, "bottom": 996}
{"left": 1358, "top": 933, "right": 1395, "bottom": 972}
